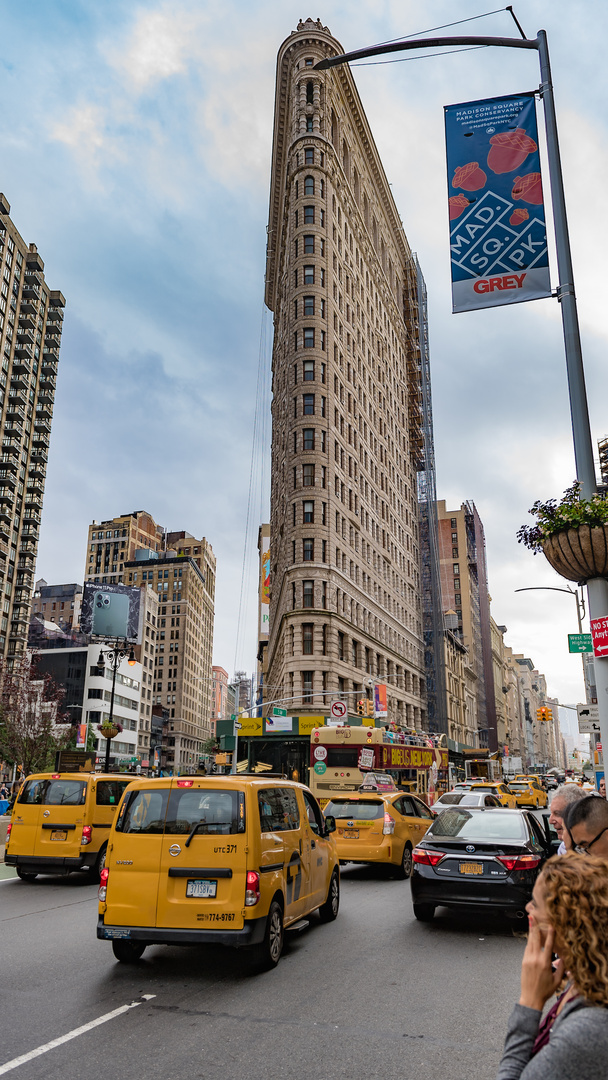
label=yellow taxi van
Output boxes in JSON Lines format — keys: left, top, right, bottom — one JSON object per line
{"left": 5, "top": 772, "right": 133, "bottom": 881}
{"left": 97, "top": 775, "right": 340, "bottom": 970}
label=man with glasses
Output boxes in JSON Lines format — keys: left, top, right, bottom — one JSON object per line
{"left": 549, "top": 784, "right": 587, "bottom": 855}
{"left": 566, "top": 795, "right": 608, "bottom": 858}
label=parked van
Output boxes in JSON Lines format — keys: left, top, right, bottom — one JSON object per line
{"left": 97, "top": 775, "right": 340, "bottom": 969}
{"left": 5, "top": 772, "right": 134, "bottom": 881}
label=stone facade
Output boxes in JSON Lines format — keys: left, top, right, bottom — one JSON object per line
{"left": 264, "top": 20, "right": 427, "bottom": 727}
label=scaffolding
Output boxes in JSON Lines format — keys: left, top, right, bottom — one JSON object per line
{"left": 404, "top": 257, "right": 447, "bottom": 735}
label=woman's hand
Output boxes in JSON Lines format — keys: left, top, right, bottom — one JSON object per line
{"left": 519, "top": 919, "right": 565, "bottom": 1012}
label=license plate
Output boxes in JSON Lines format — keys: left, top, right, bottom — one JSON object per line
{"left": 186, "top": 879, "right": 217, "bottom": 898}
{"left": 343, "top": 830, "right": 359, "bottom": 839}
{"left": 459, "top": 862, "right": 483, "bottom": 875}
{"left": 50, "top": 830, "right": 67, "bottom": 841}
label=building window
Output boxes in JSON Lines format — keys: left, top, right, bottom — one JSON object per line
{"left": 304, "top": 206, "right": 314, "bottom": 224}
{"left": 338, "top": 631, "right": 345, "bottom": 660}
{"left": 304, "top": 265, "right": 314, "bottom": 285}
{"left": 303, "top": 500, "right": 314, "bottom": 523}
{"left": 303, "top": 580, "right": 314, "bottom": 608}
{"left": 304, "top": 175, "right": 314, "bottom": 196}
{"left": 302, "top": 670, "right": 313, "bottom": 702}
{"left": 305, "top": 148, "right": 314, "bottom": 164}
{"left": 303, "top": 623, "right": 314, "bottom": 654}
{"left": 303, "top": 428, "right": 315, "bottom": 450}
{"left": 302, "top": 464, "right": 315, "bottom": 487}
{"left": 303, "top": 235, "right": 314, "bottom": 254}
{"left": 303, "top": 538, "right": 314, "bottom": 561}
{"left": 303, "top": 295, "right": 314, "bottom": 316}
{"left": 306, "top": 117, "right": 313, "bottom": 131}
{"left": 303, "top": 357, "right": 314, "bottom": 380}
{"left": 303, "top": 394, "right": 314, "bottom": 414}
{"left": 352, "top": 640, "right": 358, "bottom": 667}
{"left": 453, "top": 564, "right": 459, "bottom": 575}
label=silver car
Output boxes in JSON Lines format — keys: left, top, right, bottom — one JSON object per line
{"left": 431, "top": 790, "right": 501, "bottom": 815}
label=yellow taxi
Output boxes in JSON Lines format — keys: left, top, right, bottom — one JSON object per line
{"left": 323, "top": 772, "right": 434, "bottom": 878}
{"left": 97, "top": 775, "right": 339, "bottom": 970}
{"left": 468, "top": 781, "right": 518, "bottom": 808}
{"left": 507, "top": 779, "right": 547, "bottom": 809}
{"left": 5, "top": 772, "right": 133, "bottom": 881}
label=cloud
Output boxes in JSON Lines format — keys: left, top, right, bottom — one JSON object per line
{"left": 51, "top": 104, "right": 113, "bottom": 180}
{"left": 106, "top": 4, "right": 208, "bottom": 90}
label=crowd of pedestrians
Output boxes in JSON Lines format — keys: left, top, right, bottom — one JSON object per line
{"left": 496, "top": 782, "right": 608, "bottom": 1078}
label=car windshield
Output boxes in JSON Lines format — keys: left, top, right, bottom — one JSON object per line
{"left": 165, "top": 789, "right": 246, "bottom": 836}
{"left": 436, "top": 793, "right": 464, "bottom": 805}
{"left": 508, "top": 783, "right": 529, "bottom": 790}
{"left": 428, "top": 810, "right": 527, "bottom": 841}
{"left": 324, "top": 799, "right": 384, "bottom": 820}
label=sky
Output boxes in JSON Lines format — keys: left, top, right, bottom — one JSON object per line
{"left": 1, "top": 0, "right": 607, "bottom": 716}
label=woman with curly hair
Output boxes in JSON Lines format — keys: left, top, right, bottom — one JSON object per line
{"left": 497, "top": 853, "right": 608, "bottom": 1079}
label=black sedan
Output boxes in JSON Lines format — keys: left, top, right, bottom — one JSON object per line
{"left": 410, "top": 807, "right": 551, "bottom": 922}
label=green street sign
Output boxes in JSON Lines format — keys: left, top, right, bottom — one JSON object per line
{"left": 314, "top": 762, "right": 327, "bottom": 775}
{"left": 272, "top": 707, "right": 287, "bottom": 716}
{"left": 568, "top": 634, "right": 593, "bottom": 653}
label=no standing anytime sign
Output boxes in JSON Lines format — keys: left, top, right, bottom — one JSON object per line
{"left": 590, "top": 616, "right": 608, "bottom": 658}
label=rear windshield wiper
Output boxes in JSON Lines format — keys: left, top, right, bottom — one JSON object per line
{"left": 184, "top": 820, "right": 233, "bottom": 847}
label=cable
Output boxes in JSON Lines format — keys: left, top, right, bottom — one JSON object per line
{"left": 372, "top": 7, "right": 512, "bottom": 46}
{"left": 353, "top": 45, "right": 490, "bottom": 67}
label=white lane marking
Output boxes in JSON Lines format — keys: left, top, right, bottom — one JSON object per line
{"left": 0, "top": 996, "right": 156, "bottom": 1075}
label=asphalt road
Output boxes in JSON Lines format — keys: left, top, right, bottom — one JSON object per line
{"left": 0, "top": 863, "right": 527, "bottom": 1080}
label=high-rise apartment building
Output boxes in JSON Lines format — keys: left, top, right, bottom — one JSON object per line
{"left": 263, "top": 20, "right": 428, "bottom": 728}
{"left": 84, "top": 510, "right": 165, "bottom": 584}
{"left": 84, "top": 513, "right": 216, "bottom": 774}
{"left": 0, "top": 195, "right": 64, "bottom": 660}
{"left": 437, "top": 500, "right": 495, "bottom": 749}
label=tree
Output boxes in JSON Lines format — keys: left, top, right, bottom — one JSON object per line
{"left": 0, "top": 653, "right": 72, "bottom": 777}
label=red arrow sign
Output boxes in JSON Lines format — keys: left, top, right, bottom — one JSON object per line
{"left": 590, "top": 616, "right": 608, "bottom": 658}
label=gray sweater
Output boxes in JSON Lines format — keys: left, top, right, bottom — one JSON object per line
{"left": 497, "top": 998, "right": 608, "bottom": 1080}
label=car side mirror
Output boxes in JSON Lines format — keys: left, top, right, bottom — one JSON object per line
{"left": 324, "top": 814, "right": 336, "bottom": 834}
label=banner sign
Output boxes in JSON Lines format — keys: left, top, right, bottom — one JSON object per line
{"left": 381, "top": 745, "right": 449, "bottom": 771}
{"left": 76, "top": 723, "right": 87, "bottom": 749}
{"left": 445, "top": 92, "right": 550, "bottom": 312}
{"left": 81, "top": 582, "right": 141, "bottom": 642}
{"left": 374, "top": 683, "right": 387, "bottom": 719}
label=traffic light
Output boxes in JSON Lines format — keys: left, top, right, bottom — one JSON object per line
{"left": 357, "top": 699, "right": 365, "bottom": 717}
{"left": 536, "top": 708, "right": 543, "bottom": 722}
{"left": 545, "top": 707, "right": 553, "bottom": 722}
{"left": 536, "top": 706, "right": 550, "bottom": 721}
{"left": 364, "top": 698, "right": 374, "bottom": 718}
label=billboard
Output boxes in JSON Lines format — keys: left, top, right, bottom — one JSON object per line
{"left": 258, "top": 524, "right": 270, "bottom": 641}
{"left": 80, "top": 582, "right": 141, "bottom": 642}
{"left": 445, "top": 92, "right": 551, "bottom": 312}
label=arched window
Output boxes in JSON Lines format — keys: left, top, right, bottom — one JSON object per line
{"left": 306, "top": 81, "right": 314, "bottom": 104}
{"left": 304, "top": 175, "right": 314, "bottom": 196}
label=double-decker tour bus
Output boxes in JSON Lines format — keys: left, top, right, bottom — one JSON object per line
{"left": 308, "top": 725, "right": 448, "bottom": 807}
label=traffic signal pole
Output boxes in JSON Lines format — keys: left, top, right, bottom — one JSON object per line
{"left": 316, "top": 27, "right": 608, "bottom": 791}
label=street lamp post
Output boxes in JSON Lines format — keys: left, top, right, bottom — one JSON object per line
{"left": 97, "top": 641, "right": 136, "bottom": 772}
{"left": 515, "top": 586, "right": 590, "bottom": 703}
{"left": 316, "top": 24, "right": 608, "bottom": 788}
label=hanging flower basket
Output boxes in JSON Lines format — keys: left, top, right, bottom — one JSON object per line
{"left": 541, "top": 525, "right": 608, "bottom": 583}
{"left": 518, "top": 483, "right": 608, "bottom": 583}
{"left": 97, "top": 722, "right": 123, "bottom": 740}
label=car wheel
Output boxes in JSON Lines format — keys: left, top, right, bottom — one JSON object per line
{"left": 90, "top": 843, "right": 107, "bottom": 883}
{"left": 318, "top": 868, "right": 340, "bottom": 922}
{"left": 16, "top": 868, "right": 38, "bottom": 882}
{"left": 413, "top": 903, "right": 435, "bottom": 922}
{"left": 395, "top": 842, "right": 413, "bottom": 880}
{"left": 111, "top": 940, "right": 146, "bottom": 964}
{"left": 250, "top": 900, "right": 284, "bottom": 971}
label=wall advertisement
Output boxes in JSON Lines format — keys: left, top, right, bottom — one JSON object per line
{"left": 445, "top": 92, "right": 550, "bottom": 313}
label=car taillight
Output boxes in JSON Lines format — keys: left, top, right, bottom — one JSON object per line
{"left": 81, "top": 825, "right": 92, "bottom": 846}
{"left": 413, "top": 847, "right": 446, "bottom": 867}
{"left": 497, "top": 854, "right": 542, "bottom": 872}
{"left": 382, "top": 812, "right": 395, "bottom": 835}
{"left": 98, "top": 867, "right": 109, "bottom": 902}
{"left": 245, "top": 870, "right": 260, "bottom": 906}
{"left": 6, "top": 823, "right": 11, "bottom": 841}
